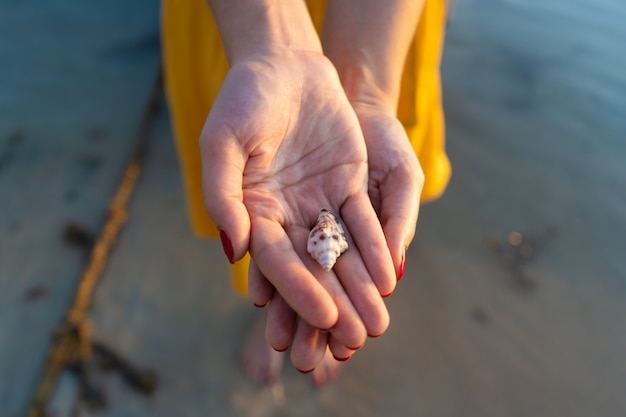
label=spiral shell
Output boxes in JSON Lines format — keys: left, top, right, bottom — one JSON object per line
{"left": 307, "top": 209, "right": 348, "bottom": 271}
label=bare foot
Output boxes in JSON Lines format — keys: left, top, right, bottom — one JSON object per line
{"left": 241, "top": 310, "right": 284, "bottom": 385}
{"left": 311, "top": 346, "right": 347, "bottom": 386}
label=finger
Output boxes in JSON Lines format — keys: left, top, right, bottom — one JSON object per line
{"left": 248, "top": 258, "right": 274, "bottom": 307}
{"left": 333, "top": 244, "right": 390, "bottom": 337}
{"left": 378, "top": 156, "right": 423, "bottom": 279}
{"left": 288, "top": 225, "right": 367, "bottom": 350}
{"left": 341, "top": 193, "right": 396, "bottom": 297}
{"left": 328, "top": 334, "right": 357, "bottom": 362}
{"left": 266, "top": 293, "right": 296, "bottom": 352}
{"left": 250, "top": 217, "right": 338, "bottom": 331}
{"left": 290, "top": 320, "right": 328, "bottom": 373}
{"left": 199, "top": 121, "right": 250, "bottom": 264}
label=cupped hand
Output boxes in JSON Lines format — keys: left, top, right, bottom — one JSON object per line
{"left": 199, "top": 49, "right": 395, "bottom": 368}
{"left": 350, "top": 101, "right": 424, "bottom": 280}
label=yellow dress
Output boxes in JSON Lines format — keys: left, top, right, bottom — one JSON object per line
{"left": 161, "top": 0, "right": 451, "bottom": 296}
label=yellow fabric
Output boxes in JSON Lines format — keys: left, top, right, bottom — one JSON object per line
{"left": 161, "top": 0, "right": 450, "bottom": 296}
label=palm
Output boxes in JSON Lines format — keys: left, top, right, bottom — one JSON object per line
{"left": 238, "top": 67, "right": 368, "bottom": 229}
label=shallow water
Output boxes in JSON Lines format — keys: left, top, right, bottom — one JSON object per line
{"left": 440, "top": 0, "right": 626, "bottom": 291}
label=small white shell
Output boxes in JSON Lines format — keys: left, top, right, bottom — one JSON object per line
{"left": 307, "top": 209, "right": 348, "bottom": 271}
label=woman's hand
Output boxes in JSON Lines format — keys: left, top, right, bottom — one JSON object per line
{"left": 200, "top": 48, "right": 396, "bottom": 369}
{"left": 353, "top": 102, "right": 423, "bottom": 280}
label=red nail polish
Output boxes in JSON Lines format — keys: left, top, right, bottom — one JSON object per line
{"left": 219, "top": 229, "right": 234, "bottom": 264}
{"left": 253, "top": 302, "right": 267, "bottom": 308}
{"left": 368, "top": 332, "right": 382, "bottom": 338}
{"left": 397, "top": 248, "right": 406, "bottom": 281}
{"left": 273, "top": 346, "right": 288, "bottom": 353}
{"left": 382, "top": 291, "right": 393, "bottom": 299}
{"left": 333, "top": 355, "right": 351, "bottom": 362}
{"left": 297, "top": 368, "right": 315, "bottom": 374}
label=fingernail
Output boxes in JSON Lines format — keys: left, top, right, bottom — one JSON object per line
{"left": 297, "top": 368, "right": 315, "bottom": 374}
{"left": 333, "top": 355, "right": 351, "bottom": 362}
{"left": 368, "top": 332, "right": 382, "bottom": 338}
{"left": 346, "top": 343, "right": 364, "bottom": 350}
{"left": 397, "top": 248, "right": 406, "bottom": 281}
{"left": 219, "top": 229, "right": 234, "bottom": 264}
{"left": 382, "top": 291, "right": 393, "bottom": 299}
{"left": 253, "top": 302, "right": 267, "bottom": 308}
{"left": 273, "top": 346, "right": 288, "bottom": 353}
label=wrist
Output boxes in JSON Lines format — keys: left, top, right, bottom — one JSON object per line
{"left": 321, "top": 0, "right": 424, "bottom": 114}
{"left": 206, "top": 0, "right": 322, "bottom": 65}
{"left": 332, "top": 61, "right": 399, "bottom": 116}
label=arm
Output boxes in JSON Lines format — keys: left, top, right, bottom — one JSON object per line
{"left": 322, "top": 0, "right": 424, "bottom": 112}
{"left": 206, "top": 0, "right": 322, "bottom": 65}
{"left": 322, "top": 0, "right": 426, "bottom": 277}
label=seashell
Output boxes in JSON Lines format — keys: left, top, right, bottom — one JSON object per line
{"left": 307, "top": 209, "right": 348, "bottom": 271}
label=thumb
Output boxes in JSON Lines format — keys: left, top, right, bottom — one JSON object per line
{"left": 199, "top": 124, "right": 251, "bottom": 263}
